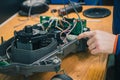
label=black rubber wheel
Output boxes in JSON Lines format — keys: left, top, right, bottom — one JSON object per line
{"left": 19, "top": 0, "right": 49, "bottom": 16}
{"left": 83, "top": 7, "right": 111, "bottom": 18}
{"left": 51, "top": 74, "right": 73, "bottom": 80}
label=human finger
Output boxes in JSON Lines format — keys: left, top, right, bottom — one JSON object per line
{"left": 87, "top": 36, "right": 96, "bottom": 46}
{"left": 91, "top": 49, "right": 97, "bottom": 54}
{"left": 91, "top": 48, "right": 100, "bottom": 54}
{"left": 77, "top": 31, "right": 95, "bottom": 40}
{"left": 88, "top": 42, "right": 96, "bottom": 51}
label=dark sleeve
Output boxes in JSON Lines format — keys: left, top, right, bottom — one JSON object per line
{"left": 115, "top": 35, "right": 120, "bottom": 73}
{"left": 113, "top": 0, "right": 120, "bottom": 34}
{"left": 115, "top": 35, "right": 120, "bottom": 55}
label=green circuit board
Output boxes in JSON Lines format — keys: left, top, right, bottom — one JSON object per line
{"left": 40, "top": 16, "right": 87, "bottom": 35}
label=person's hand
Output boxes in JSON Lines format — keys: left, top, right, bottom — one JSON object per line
{"left": 77, "top": 30, "right": 116, "bottom": 54}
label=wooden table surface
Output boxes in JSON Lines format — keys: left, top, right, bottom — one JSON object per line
{"left": 0, "top": 5, "right": 113, "bottom": 80}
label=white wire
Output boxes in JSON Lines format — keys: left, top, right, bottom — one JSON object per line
{"left": 14, "top": 1, "right": 33, "bottom": 28}
{"left": 59, "top": 19, "right": 71, "bottom": 43}
{"left": 60, "top": 19, "right": 71, "bottom": 34}
{"left": 55, "top": 20, "right": 64, "bottom": 31}
{"left": 45, "top": 18, "right": 55, "bottom": 31}
{"left": 6, "top": 45, "right": 12, "bottom": 59}
{"left": 14, "top": 0, "right": 49, "bottom": 28}
{"left": 67, "top": 20, "right": 77, "bottom": 35}
{"left": 68, "top": 0, "right": 84, "bottom": 33}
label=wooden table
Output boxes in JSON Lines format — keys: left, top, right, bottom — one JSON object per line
{"left": 0, "top": 5, "right": 113, "bottom": 80}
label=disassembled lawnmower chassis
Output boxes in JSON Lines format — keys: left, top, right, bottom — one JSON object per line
{"left": 0, "top": 16, "right": 89, "bottom": 80}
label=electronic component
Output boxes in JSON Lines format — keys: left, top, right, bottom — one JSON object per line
{"left": 14, "top": 25, "right": 52, "bottom": 50}
{"left": 40, "top": 16, "right": 87, "bottom": 35}
{"left": 58, "top": 3, "right": 82, "bottom": 16}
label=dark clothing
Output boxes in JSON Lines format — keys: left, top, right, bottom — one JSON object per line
{"left": 113, "top": 0, "right": 120, "bottom": 80}
{"left": 115, "top": 36, "right": 120, "bottom": 80}
{"left": 113, "top": 0, "right": 120, "bottom": 34}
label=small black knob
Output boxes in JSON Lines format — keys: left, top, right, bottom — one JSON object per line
{"left": 25, "top": 25, "right": 32, "bottom": 33}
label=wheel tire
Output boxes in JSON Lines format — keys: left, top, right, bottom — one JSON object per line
{"left": 19, "top": 0, "right": 49, "bottom": 16}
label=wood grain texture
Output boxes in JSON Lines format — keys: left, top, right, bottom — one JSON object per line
{"left": 0, "top": 5, "right": 113, "bottom": 80}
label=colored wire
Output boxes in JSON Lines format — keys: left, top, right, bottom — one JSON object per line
{"left": 45, "top": 18, "right": 55, "bottom": 31}
{"left": 67, "top": 20, "right": 77, "bottom": 35}
{"left": 55, "top": 20, "right": 64, "bottom": 31}
{"left": 68, "top": 0, "right": 84, "bottom": 33}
